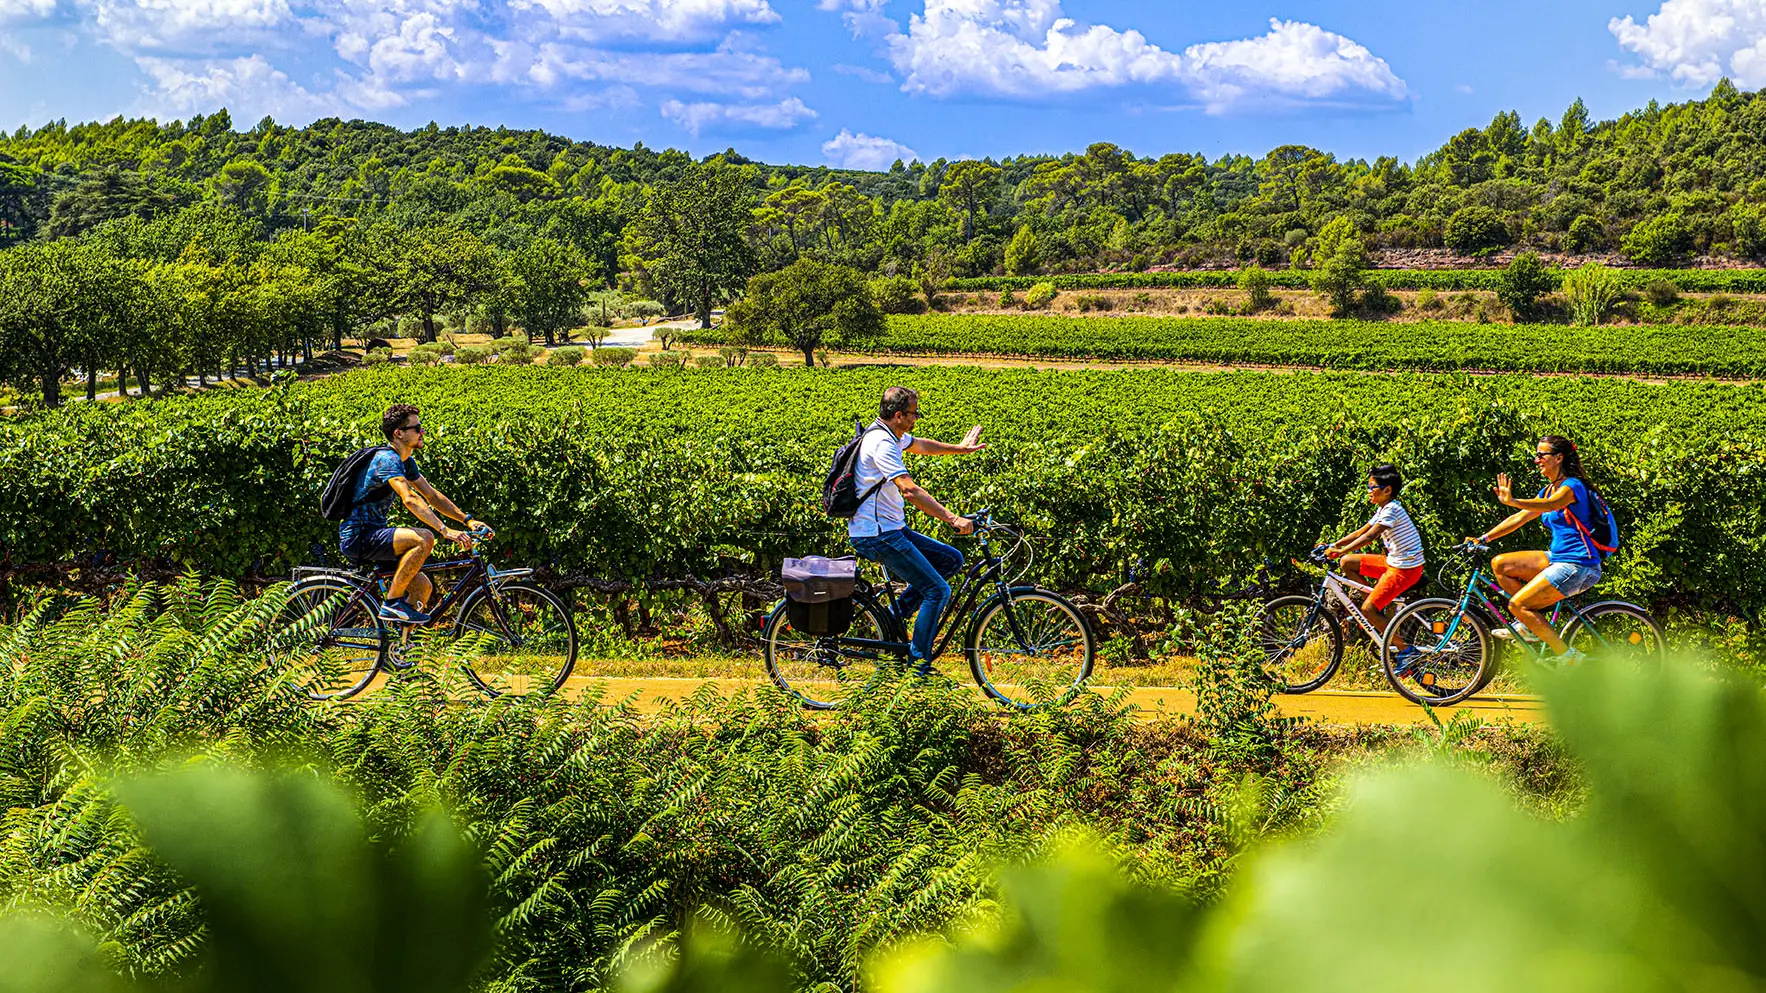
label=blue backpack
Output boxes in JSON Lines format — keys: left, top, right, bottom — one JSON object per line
{"left": 1546, "top": 483, "right": 1620, "bottom": 560}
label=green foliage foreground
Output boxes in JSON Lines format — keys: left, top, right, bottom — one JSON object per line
{"left": 2, "top": 578, "right": 1758, "bottom": 993}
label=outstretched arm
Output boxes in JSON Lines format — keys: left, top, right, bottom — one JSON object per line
{"left": 896, "top": 475, "right": 974, "bottom": 535}
{"left": 906, "top": 425, "right": 986, "bottom": 456}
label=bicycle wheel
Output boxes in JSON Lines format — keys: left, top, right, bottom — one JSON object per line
{"left": 1383, "top": 598, "right": 1493, "bottom": 706}
{"left": 763, "top": 592, "right": 896, "bottom": 710}
{"left": 270, "top": 578, "right": 388, "bottom": 701}
{"left": 454, "top": 582, "right": 578, "bottom": 697}
{"left": 967, "top": 588, "right": 1096, "bottom": 710}
{"left": 1564, "top": 601, "right": 1666, "bottom": 665}
{"left": 1258, "top": 595, "right": 1344, "bottom": 694}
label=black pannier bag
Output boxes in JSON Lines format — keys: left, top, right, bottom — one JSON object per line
{"left": 781, "top": 556, "right": 859, "bottom": 636}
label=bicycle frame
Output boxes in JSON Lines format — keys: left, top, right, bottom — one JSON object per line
{"left": 1434, "top": 562, "right": 1599, "bottom": 657}
{"left": 292, "top": 545, "right": 536, "bottom": 646}
{"left": 827, "top": 524, "right": 1028, "bottom": 662}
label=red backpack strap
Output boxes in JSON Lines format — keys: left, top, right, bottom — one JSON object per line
{"left": 1564, "top": 504, "right": 1617, "bottom": 554}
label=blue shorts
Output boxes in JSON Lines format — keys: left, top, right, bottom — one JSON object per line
{"left": 340, "top": 526, "right": 402, "bottom": 564}
{"left": 1539, "top": 561, "right": 1601, "bottom": 598}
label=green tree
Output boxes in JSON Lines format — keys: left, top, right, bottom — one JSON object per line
{"left": 914, "top": 248, "right": 950, "bottom": 309}
{"left": 506, "top": 237, "right": 591, "bottom": 346}
{"left": 0, "top": 240, "right": 119, "bottom": 406}
{"left": 1622, "top": 213, "right": 1693, "bottom": 266}
{"left": 1444, "top": 205, "right": 1509, "bottom": 255}
{"left": 1495, "top": 251, "right": 1554, "bottom": 320}
{"left": 389, "top": 227, "right": 500, "bottom": 343}
{"left": 939, "top": 160, "right": 1001, "bottom": 242}
{"left": 727, "top": 257, "right": 883, "bottom": 367}
{"left": 1004, "top": 226, "right": 1041, "bottom": 276}
{"left": 213, "top": 158, "right": 275, "bottom": 217}
{"left": 1308, "top": 217, "right": 1368, "bottom": 317}
{"left": 1239, "top": 265, "right": 1275, "bottom": 312}
{"left": 631, "top": 164, "right": 758, "bottom": 329}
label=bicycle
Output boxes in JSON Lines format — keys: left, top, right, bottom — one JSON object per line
{"left": 1379, "top": 541, "right": 1665, "bottom": 706}
{"left": 1256, "top": 547, "right": 1418, "bottom": 694}
{"left": 760, "top": 510, "right": 1096, "bottom": 711}
{"left": 269, "top": 527, "right": 579, "bottom": 700}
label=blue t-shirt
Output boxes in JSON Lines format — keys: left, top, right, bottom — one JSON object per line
{"left": 1540, "top": 477, "right": 1601, "bottom": 567}
{"left": 339, "top": 448, "right": 422, "bottom": 544}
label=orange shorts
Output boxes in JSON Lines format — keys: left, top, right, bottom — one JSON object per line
{"left": 1358, "top": 555, "right": 1425, "bottom": 610}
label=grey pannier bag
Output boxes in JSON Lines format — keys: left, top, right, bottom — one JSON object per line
{"left": 781, "top": 555, "right": 859, "bottom": 636}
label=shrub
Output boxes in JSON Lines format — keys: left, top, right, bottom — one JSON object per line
{"left": 1567, "top": 215, "right": 1606, "bottom": 253}
{"left": 1563, "top": 263, "right": 1623, "bottom": 326}
{"left": 1308, "top": 217, "right": 1369, "bottom": 316}
{"left": 360, "top": 348, "right": 392, "bottom": 366}
{"left": 1074, "top": 295, "right": 1114, "bottom": 313}
{"left": 1129, "top": 254, "right": 1150, "bottom": 272}
{"left": 627, "top": 299, "right": 665, "bottom": 320}
{"left": 998, "top": 289, "right": 1018, "bottom": 309}
{"left": 546, "top": 346, "right": 585, "bottom": 367}
{"left": 1645, "top": 280, "right": 1682, "bottom": 307}
{"left": 1239, "top": 266, "right": 1275, "bottom": 312}
{"left": 1131, "top": 292, "right": 1154, "bottom": 309}
{"left": 1416, "top": 289, "right": 1442, "bottom": 311}
{"left": 1623, "top": 213, "right": 1694, "bottom": 266}
{"left": 1444, "top": 206, "right": 1510, "bottom": 255}
{"left": 693, "top": 355, "right": 725, "bottom": 368}
{"left": 1361, "top": 288, "right": 1403, "bottom": 316}
{"left": 1025, "top": 283, "right": 1058, "bottom": 309}
{"left": 1496, "top": 251, "right": 1554, "bottom": 320}
{"left": 498, "top": 343, "right": 537, "bottom": 365}
{"left": 872, "top": 275, "right": 925, "bottom": 315}
{"left": 438, "top": 337, "right": 457, "bottom": 357}
{"left": 647, "top": 351, "right": 688, "bottom": 369}
{"left": 592, "top": 347, "right": 637, "bottom": 367}
{"left": 455, "top": 346, "right": 490, "bottom": 365}
{"left": 408, "top": 344, "right": 443, "bottom": 366}
{"left": 1201, "top": 298, "right": 1234, "bottom": 316}
{"left": 718, "top": 345, "right": 749, "bottom": 367}
{"left": 748, "top": 351, "right": 779, "bottom": 368}
{"left": 1731, "top": 203, "right": 1766, "bottom": 258}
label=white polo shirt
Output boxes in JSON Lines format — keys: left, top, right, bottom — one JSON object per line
{"left": 847, "top": 421, "right": 914, "bottom": 538}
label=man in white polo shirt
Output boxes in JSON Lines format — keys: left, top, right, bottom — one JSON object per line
{"left": 849, "top": 385, "right": 987, "bottom": 673}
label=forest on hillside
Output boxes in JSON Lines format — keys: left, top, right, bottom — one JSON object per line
{"left": 4, "top": 80, "right": 1766, "bottom": 280}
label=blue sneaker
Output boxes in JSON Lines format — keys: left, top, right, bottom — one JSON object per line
{"left": 378, "top": 597, "right": 431, "bottom": 624}
{"left": 1390, "top": 646, "right": 1424, "bottom": 677}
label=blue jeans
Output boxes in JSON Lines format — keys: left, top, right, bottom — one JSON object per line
{"left": 850, "top": 527, "right": 964, "bottom": 668}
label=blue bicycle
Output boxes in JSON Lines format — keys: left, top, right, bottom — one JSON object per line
{"left": 1379, "top": 541, "right": 1664, "bottom": 706}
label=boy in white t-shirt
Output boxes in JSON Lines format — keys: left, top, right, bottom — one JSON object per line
{"left": 1323, "top": 464, "right": 1428, "bottom": 669}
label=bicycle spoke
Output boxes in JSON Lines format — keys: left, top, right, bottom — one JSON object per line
{"left": 455, "top": 584, "right": 577, "bottom": 697}
{"left": 969, "top": 591, "right": 1093, "bottom": 709}
{"left": 765, "top": 597, "right": 891, "bottom": 709}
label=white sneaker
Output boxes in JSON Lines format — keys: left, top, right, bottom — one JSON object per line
{"left": 1491, "top": 627, "right": 1541, "bottom": 644}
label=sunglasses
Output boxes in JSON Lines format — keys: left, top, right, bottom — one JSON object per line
{"left": 1532, "top": 451, "right": 1556, "bottom": 461}
{"left": 401, "top": 423, "right": 425, "bottom": 434}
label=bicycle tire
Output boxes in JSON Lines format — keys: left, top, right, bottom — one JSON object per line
{"left": 1563, "top": 600, "right": 1666, "bottom": 665}
{"left": 762, "top": 591, "right": 899, "bottom": 710}
{"left": 1383, "top": 598, "right": 1494, "bottom": 706}
{"left": 454, "top": 582, "right": 578, "bottom": 697}
{"left": 1257, "top": 595, "right": 1345, "bottom": 694}
{"left": 271, "top": 577, "right": 388, "bottom": 701}
{"left": 966, "top": 587, "right": 1096, "bottom": 710}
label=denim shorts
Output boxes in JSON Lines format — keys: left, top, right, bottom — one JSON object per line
{"left": 1539, "top": 560, "right": 1601, "bottom": 598}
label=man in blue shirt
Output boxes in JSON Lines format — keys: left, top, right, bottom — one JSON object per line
{"left": 339, "top": 404, "right": 493, "bottom": 623}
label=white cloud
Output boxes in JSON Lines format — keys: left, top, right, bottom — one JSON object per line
{"left": 509, "top": 0, "right": 778, "bottom": 41}
{"left": 89, "top": 0, "right": 296, "bottom": 50}
{"left": 1610, "top": 0, "right": 1766, "bottom": 87}
{"left": 822, "top": 128, "right": 915, "bottom": 169}
{"left": 660, "top": 94, "right": 815, "bottom": 132}
{"left": 882, "top": 1, "right": 1406, "bottom": 111}
{"left": 1181, "top": 18, "right": 1407, "bottom": 111}
{"left": 134, "top": 53, "right": 344, "bottom": 117}
{"left": 0, "top": 0, "right": 55, "bottom": 20}
{"left": 0, "top": 34, "right": 31, "bottom": 60}
{"left": 833, "top": 61, "right": 893, "bottom": 83}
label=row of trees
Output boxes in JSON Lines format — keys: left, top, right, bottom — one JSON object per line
{"left": 11, "top": 84, "right": 1766, "bottom": 280}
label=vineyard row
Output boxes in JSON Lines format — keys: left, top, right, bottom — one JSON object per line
{"left": 3, "top": 366, "right": 1763, "bottom": 611}
{"left": 946, "top": 268, "right": 1766, "bottom": 293}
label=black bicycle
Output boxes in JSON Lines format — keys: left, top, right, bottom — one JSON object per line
{"left": 269, "top": 527, "right": 578, "bottom": 700}
{"left": 760, "top": 511, "right": 1096, "bottom": 710}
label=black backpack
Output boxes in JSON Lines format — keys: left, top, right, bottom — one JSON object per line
{"left": 319, "top": 445, "right": 391, "bottom": 521}
{"left": 822, "top": 419, "right": 890, "bottom": 519}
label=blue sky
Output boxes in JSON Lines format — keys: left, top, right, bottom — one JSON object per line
{"left": 0, "top": 0, "right": 1756, "bottom": 168}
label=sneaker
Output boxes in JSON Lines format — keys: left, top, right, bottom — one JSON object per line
{"left": 1552, "top": 647, "right": 1588, "bottom": 667}
{"left": 1492, "top": 627, "right": 1542, "bottom": 644}
{"left": 378, "top": 597, "right": 432, "bottom": 624}
{"left": 1390, "top": 646, "right": 1424, "bottom": 677}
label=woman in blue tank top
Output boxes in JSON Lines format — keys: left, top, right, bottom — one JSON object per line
{"left": 1468, "top": 435, "right": 1605, "bottom": 665}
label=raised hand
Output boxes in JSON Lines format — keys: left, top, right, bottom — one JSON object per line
{"left": 958, "top": 425, "right": 986, "bottom": 453}
{"left": 1493, "top": 472, "right": 1514, "bottom": 507}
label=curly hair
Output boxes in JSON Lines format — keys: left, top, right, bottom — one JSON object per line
{"left": 381, "top": 404, "right": 420, "bottom": 441}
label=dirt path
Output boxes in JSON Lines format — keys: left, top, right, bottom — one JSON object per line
{"left": 563, "top": 675, "right": 1545, "bottom": 726}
